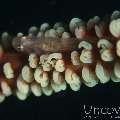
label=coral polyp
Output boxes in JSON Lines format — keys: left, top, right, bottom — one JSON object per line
{"left": 0, "top": 10, "right": 120, "bottom": 102}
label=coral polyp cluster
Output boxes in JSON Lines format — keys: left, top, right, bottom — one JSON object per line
{"left": 0, "top": 10, "right": 120, "bottom": 103}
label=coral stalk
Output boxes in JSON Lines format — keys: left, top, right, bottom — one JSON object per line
{"left": 0, "top": 10, "right": 120, "bottom": 102}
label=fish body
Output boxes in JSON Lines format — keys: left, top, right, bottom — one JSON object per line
{"left": 12, "top": 36, "right": 80, "bottom": 54}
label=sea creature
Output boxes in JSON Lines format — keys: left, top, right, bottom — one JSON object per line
{"left": 12, "top": 36, "right": 80, "bottom": 54}
{"left": 0, "top": 10, "right": 120, "bottom": 102}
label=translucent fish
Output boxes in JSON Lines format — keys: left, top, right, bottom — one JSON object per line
{"left": 12, "top": 36, "right": 80, "bottom": 54}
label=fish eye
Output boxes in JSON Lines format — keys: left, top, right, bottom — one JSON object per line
{"left": 12, "top": 37, "right": 22, "bottom": 51}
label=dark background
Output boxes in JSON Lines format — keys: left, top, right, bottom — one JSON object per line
{"left": 0, "top": 0, "right": 120, "bottom": 120}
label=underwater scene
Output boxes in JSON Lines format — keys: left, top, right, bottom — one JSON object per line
{"left": 0, "top": 0, "right": 120, "bottom": 120}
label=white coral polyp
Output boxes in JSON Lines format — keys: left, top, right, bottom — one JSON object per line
{"left": 109, "top": 19, "right": 120, "bottom": 38}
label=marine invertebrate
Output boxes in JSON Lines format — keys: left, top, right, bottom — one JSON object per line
{"left": 0, "top": 10, "right": 120, "bottom": 102}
